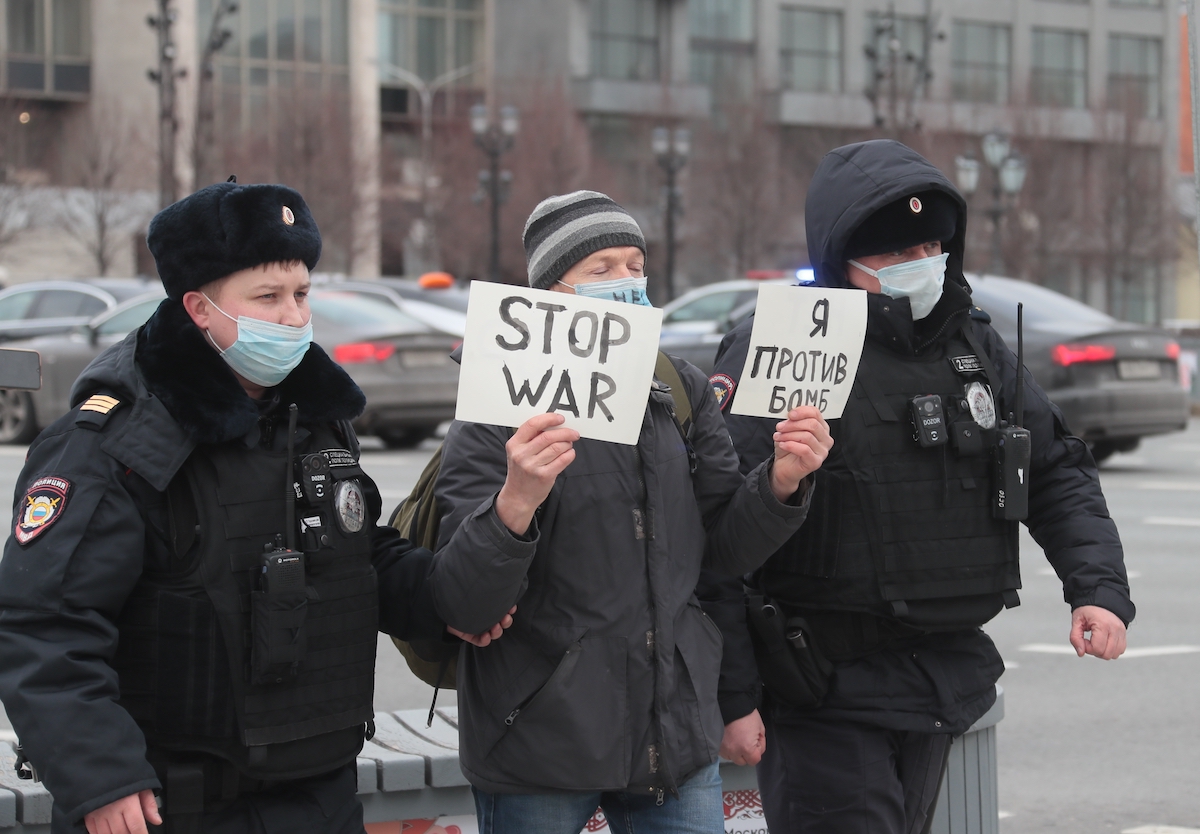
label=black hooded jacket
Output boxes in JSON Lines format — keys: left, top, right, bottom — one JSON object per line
{"left": 0, "top": 299, "right": 443, "bottom": 830}
{"left": 706, "top": 140, "right": 1133, "bottom": 733}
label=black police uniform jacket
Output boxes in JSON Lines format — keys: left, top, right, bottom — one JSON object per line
{"left": 708, "top": 140, "right": 1134, "bottom": 734}
{"left": 0, "top": 299, "right": 444, "bottom": 829}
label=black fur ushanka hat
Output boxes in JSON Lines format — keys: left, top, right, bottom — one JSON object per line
{"left": 147, "top": 179, "right": 322, "bottom": 299}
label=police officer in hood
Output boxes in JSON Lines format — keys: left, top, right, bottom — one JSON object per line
{"left": 0, "top": 181, "right": 508, "bottom": 834}
{"left": 707, "top": 140, "right": 1134, "bottom": 833}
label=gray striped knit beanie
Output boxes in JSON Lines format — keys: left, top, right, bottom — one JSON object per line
{"left": 523, "top": 191, "right": 647, "bottom": 290}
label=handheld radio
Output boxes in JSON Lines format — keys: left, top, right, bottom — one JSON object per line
{"left": 993, "top": 304, "right": 1031, "bottom": 520}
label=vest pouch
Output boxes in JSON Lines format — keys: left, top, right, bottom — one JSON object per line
{"left": 746, "top": 594, "right": 832, "bottom": 710}
{"left": 250, "top": 589, "right": 309, "bottom": 685}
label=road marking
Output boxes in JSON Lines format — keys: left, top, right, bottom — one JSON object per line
{"left": 1123, "top": 827, "right": 1200, "bottom": 834}
{"left": 1136, "top": 480, "right": 1200, "bottom": 491}
{"left": 1021, "top": 644, "right": 1200, "bottom": 658}
{"left": 1169, "top": 443, "right": 1200, "bottom": 452}
{"left": 1144, "top": 517, "right": 1200, "bottom": 527}
{"left": 1003, "top": 660, "right": 1019, "bottom": 669}
{"left": 0, "top": 446, "right": 28, "bottom": 456}
{"left": 998, "top": 811, "right": 1013, "bottom": 819}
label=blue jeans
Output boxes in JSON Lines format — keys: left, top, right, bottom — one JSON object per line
{"left": 473, "top": 762, "right": 725, "bottom": 834}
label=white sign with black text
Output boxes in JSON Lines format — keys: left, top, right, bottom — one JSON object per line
{"left": 731, "top": 284, "right": 868, "bottom": 420}
{"left": 455, "top": 281, "right": 663, "bottom": 445}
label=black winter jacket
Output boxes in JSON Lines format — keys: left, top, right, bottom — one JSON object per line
{"left": 429, "top": 355, "right": 811, "bottom": 796}
{"left": 0, "top": 299, "right": 443, "bottom": 830}
{"left": 706, "top": 140, "right": 1133, "bottom": 733}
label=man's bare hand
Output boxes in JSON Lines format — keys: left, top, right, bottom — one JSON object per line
{"left": 495, "top": 413, "right": 579, "bottom": 535}
{"left": 447, "top": 606, "right": 517, "bottom": 648}
{"left": 770, "top": 406, "right": 834, "bottom": 501}
{"left": 719, "top": 709, "right": 766, "bottom": 766}
{"left": 84, "top": 790, "right": 161, "bottom": 834}
{"left": 1069, "top": 605, "right": 1127, "bottom": 660}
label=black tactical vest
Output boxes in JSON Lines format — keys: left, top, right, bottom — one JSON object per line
{"left": 759, "top": 327, "right": 1021, "bottom": 630}
{"left": 113, "top": 422, "right": 379, "bottom": 780}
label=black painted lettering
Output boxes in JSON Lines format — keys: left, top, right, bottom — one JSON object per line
{"left": 548, "top": 370, "right": 580, "bottom": 417}
{"left": 535, "top": 301, "right": 567, "bottom": 354}
{"left": 777, "top": 348, "right": 793, "bottom": 380}
{"left": 496, "top": 296, "right": 532, "bottom": 351}
{"left": 834, "top": 353, "right": 848, "bottom": 385}
{"left": 788, "top": 389, "right": 803, "bottom": 410}
{"left": 599, "top": 313, "right": 630, "bottom": 364}
{"left": 792, "top": 350, "right": 808, "bottom": 382}
{"left": 502, "top": 364, "right": 553, "bottom": 406}
{"left": 810, "top": 299, "right": 829, "bottom": 338}
{"left": 588, "top": 372, "right": 617, "bottom": 421}
{"left": 568, "top": 310, "right": 599, "bottom": 358}
{"left": 804, "top": 389, "right": 819, "bottom": 406}
{"left": 769, "top": 386, "right": 787, "bottom": 413}
{"left": 821, "top": 352, "right": 836, "bottom": 383}
{"left": 752, "top": 346, "right": 778, "bottom": 378}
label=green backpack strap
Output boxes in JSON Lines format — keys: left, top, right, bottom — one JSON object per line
{"left": 655, "top": 351, "right": 698, "bottom": 473}
{"left": 388, "top": 442, "right": 460, "bottom": 697}
{"left": 655, "top": 350, "right": 693, "bottom": 437}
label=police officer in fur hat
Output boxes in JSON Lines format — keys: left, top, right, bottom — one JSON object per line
{"left": 707, "top": 140, "right": 1133, "bottom": 833}
{"left": 0, "top": 181, "right": 510, "bottom": 834}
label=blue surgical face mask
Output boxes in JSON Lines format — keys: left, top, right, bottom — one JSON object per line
{"left": 847, "top": 253, "right": 949, "bottom": 320}
{"left": 558, "top": 276, "right": 653, "bottom": 307}
{"left": 203, "top": 294, "right": 313, "bottom": 387}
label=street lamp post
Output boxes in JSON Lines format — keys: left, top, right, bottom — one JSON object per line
{"left": 471, "top": 104, "right": 519, "bottom": 282}
{"left": 381, "top": 63, "right": 477, "bottom": 272}
{"left": 652, "top": 126, "right": 690, "bottom": 302}
{"left": 955, "top": 132, "right": 1026, "bottom": 275}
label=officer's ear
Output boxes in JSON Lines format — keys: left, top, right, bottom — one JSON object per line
{"left": 181, "top": 290, "right": 213, "bottom": 331}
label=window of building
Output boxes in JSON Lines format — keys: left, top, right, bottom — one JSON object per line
{"left": 864, "top": 11, "right": 929, "bottom": 100}
{"left": 1030, "top": 28, "right": 1087, "bottom": 109}
{"left": 202, "top": 0, "right": 352, "bottom": 132}
{"left": 690, "top": 0, "right": 755, "bottom": 98}
{"left": 4, "top": 0, "right": 90, "bottom": 96}
{"left": 591, "top": 0, "right": 658, "bottom": 82}
{"left": 378, "top": 0, "right": 482, "bottom": 108}
{"left": 1108, "top": 34, "right": 1161, "bottom": 119}
{"left": 779, "top": 7, "right": 841, "bottom": 93}
{"left": 951, "top": 21, "right": 1009, "bottom": 104}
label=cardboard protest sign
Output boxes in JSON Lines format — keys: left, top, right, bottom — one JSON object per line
{"left": 730, "top": 284, "right": 867, "bottom": 420}
{"left": 455, "top": 281, "right": 663, "bottom": 445}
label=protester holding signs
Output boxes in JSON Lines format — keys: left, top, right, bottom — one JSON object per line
{"left": 708, "top": 139, "right": 1133, "bottom": 834}
{"left": 428, "top": 191, "right": 833, "bottom": 834}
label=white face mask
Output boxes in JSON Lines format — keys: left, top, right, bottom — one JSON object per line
{"left": 848, "top": 253, "right": 949, "bottom": 320}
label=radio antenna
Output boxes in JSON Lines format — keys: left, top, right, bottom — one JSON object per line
{"left": 285, "top": 403, "right": 298, "bottom": 551}
{"left": 1015, "top": 303, "right": 1025, "bottom": 428}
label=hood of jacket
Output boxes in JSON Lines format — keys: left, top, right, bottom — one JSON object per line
{"left": 70, "top": 297, "right": 366, "bottom": 446}
{"left": 806, "top": 139, "right": 969, "bottom": 291}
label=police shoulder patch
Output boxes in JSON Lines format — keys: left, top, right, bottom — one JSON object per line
{"left": 709, "top": 373, "right": 736, "bottom": 411}
{"left": 15, "top": 475, "right": 73, "bottom": 545}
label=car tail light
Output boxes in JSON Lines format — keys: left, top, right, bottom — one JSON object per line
{"left": 1165, "top": 341, "right": 1181, "bottom": 360}
{"left": 334, "top": 342, "right": 396, "bottom": 364}
{"left": 1051, "top": 343, "right": 1116, "bottom": 366}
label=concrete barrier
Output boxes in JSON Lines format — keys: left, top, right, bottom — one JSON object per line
{"left": 0, "top": 686, "right": 1003, "bottom": 833}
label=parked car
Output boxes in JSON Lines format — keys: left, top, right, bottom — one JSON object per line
{"left": 0, "top": 278, "right": 159, "bottom": 342}
{"left": 310, "top": 278, "right": 467, "bottom": 336}
{"left": 658, "top": 278, "right": 792, "bottom": 374}
{"left": 0, "top": 288, "right": 460, "bottom": 447}
{"left": 307, "top": 289, "right": 460, "bottom": 446}
{"left": 967, "top": 274, "right": 1189, "bottom": 461}
{"left": 0, "top": 290, "right": 167, "bottom": 442}
{"left": 376, "top": 276, "right": 471, "bottom": 313}
{"left": 658, "top": 274, "right": 1189, "bottom": 462}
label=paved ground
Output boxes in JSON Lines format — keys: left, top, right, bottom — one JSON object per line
{"left": 1, "top": 424, "right": 1198, "bottom": 832}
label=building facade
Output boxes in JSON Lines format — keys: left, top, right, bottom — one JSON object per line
{"left": 0, "top": 0, "right": 1182, "bottom": 322}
